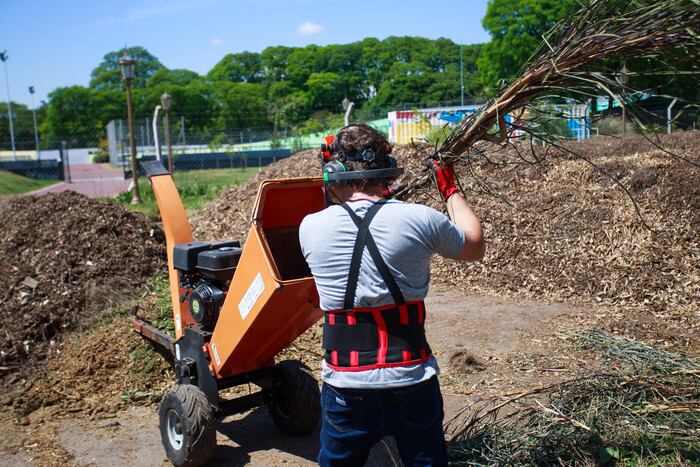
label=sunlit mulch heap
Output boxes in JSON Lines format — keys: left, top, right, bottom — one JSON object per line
{"left": 192, "top": 132, "right": 700, "bottom": 352}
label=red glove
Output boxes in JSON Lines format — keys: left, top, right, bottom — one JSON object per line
{"left": 425, "top": 159, "right": 459, "bottom": 201}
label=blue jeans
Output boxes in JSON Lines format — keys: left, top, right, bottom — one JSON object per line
{"left": 318, "top": 376, "right": 447, "bottom": 467}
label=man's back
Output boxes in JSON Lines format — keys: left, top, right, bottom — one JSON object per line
{"left": 299, "top": 199, "right": 465, "bottom": 311}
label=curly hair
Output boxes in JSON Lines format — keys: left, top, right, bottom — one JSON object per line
{"left": 332, "top": 124, "right": 394, "bottom": 189}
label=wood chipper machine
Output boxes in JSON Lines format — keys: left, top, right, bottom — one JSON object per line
{"left": 131, "top": 160, "right": 325, "bottom": 467}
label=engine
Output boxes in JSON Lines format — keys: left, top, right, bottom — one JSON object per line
{"left": 173, "top": 240, "right": 242, "bottom": 330}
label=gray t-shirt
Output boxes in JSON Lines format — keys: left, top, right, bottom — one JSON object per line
{"left": 299, "top": 199, "right": 465, "bottom": 389}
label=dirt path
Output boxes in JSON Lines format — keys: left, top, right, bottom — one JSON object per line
{"left": 5, "top": 290, "right": 583, "bottom": 466}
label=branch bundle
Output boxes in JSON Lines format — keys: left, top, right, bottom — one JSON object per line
{"left": 398, "top": 0, "right": 700, "bottom": 199}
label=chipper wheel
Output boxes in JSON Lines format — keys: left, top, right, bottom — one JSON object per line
{"left": 268, "top": 360, "right": 321, "bottom": 435}
{"left": 158, "top": 384, "right": 216, "bottom": 467}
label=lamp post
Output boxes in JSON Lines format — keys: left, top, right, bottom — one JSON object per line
{"left": 119, "top": 51, "right": 142, "bottom": 204}
{"left": 28, "top": 86, "right": 40, "bottom": 159}
{"left": 0, "top": 51, "right": 17, "bottom": 160}
{"left": 160, "top": 91, "right": 173, "bottom": 174}
{"left": 617, "top": 63, "right": 629, "bottom": 136}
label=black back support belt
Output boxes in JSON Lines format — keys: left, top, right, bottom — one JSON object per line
{"left": 322, "top": 200, "right": 432, "bottom": 370}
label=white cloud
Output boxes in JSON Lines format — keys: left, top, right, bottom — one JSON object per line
{"left": 210, "top": 37, "right": 224, "bottom": 46}
{"left": 298, "top": 21, "right": 324, "bottom": 36}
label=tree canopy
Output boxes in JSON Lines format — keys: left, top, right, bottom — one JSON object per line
{"left": 32, "top": 1, "right": 593, "bottom": 147}
{"left": 89, "top": 46, "right": 165, "bottom": 90}
{"left": 477, "top": 0, "right": 578, "bottom": 90}
{"left": 36, "top": 37, "right": 487, "bottom": 145}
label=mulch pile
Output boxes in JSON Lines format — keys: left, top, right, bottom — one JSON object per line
{"left": 192, "top": 131, "right": 700, "bottom": 352}
{"left": 0, "top": 191, "right": 165, "bottom": 372}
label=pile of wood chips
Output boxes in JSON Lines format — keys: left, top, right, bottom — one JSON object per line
{"left": 192, "top": 132, "right": 700, "bottom": 353}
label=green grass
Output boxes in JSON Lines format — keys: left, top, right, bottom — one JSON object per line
{"left": 113, "top": 167, "right": 259, "bottom": 217}
{"left": 0, "top": 170, "right": 60, "bottom": 196}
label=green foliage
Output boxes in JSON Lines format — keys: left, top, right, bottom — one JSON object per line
{"left": 0, "top": 170, "right": 58, "bottom": 195}
{"left": 149, "top": 275, "right": 175, "bottom": 336}
{"left": 146, "top": 68, "right": 200, "bottom": 87}
{"left": 41, "top": 86, "right": 122, "bottom": 146}
{"left": 214, "top": 82, "right": 269, "bottom": 130}
{"left": 113, "top": 167, "right": 259, "bottom": 217}
{"left": 0, "top": 102, "right": 45, "bottom": 150}
{"left": 41, "top": 37, "right": 485, "bottom": 142}
{"left": 89, "top": 46, "right": 165, "bottom": 90}
{"left": 478, "top": 0, "right": 578, "bottom": 90}
{"left": 208, "top": 51, "right": 263, "bottom": 83}
{"left": 426, "top": 125, "right": 454, "bottom": 146}
{"left": 305, "top": 72, "right": 345, "bottom": 111}
{"left": 91, "top": 149, "right": 110, "bottom": 163}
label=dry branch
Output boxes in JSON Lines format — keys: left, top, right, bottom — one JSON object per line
{"left": 396, "top": 0, "right": 700, "bottom": 201}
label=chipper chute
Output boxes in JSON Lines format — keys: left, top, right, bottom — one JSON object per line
{"left": 132, "top": 160, "right": 325, "bottom": 467}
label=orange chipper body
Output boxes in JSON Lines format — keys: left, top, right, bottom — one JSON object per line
{"left": 134, "top": 161, "right": 324, "bottom": 401}
{"left": 135, "top": 159, "right": 330, "bottom": 467}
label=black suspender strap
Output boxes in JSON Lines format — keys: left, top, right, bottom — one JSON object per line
{"left": 339, "top": 201, "right": 406, "bottom": 310}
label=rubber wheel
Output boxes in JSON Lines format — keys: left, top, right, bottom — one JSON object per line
{"left": 158, "top": 384, "right": 216, "bottom": 467}
{"left": 268, "top": 360, "right": 321, "bottom": 435}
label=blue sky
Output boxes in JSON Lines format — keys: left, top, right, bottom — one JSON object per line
{"left": 0, "top": 0, "right": 491, "bottom": 107}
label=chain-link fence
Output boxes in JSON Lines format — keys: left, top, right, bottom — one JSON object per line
{"left": 2, "top": 96, "right": 697, "bottom": 181}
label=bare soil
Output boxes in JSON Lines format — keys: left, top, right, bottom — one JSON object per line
{"left": 0, "top": 290, "right": 586, "bottom": 467}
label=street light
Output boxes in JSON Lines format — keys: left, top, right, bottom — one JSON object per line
{"left": 0, "top": 51, "right": 17, "bottom": 160}
{"left": 28, "top": 86, "right": 40, "bottom": 159}
{"left": 160, "top": 91, "right": 173, "bottom": 174}
{"left": 617, "top": 63, "right": 629, "bottom": 136}
{"left": 118, "top": 51, "right": 142, "bottom": 204}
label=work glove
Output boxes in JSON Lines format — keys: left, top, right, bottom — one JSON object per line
{"left": 425, "top": 159, "right": 459, "bottom": 202}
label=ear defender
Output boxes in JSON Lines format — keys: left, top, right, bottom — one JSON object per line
{"left": 322, "top": 160, "right": 348, "bottom": 185}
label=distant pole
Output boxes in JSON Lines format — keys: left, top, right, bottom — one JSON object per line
{"left": 29, "top": 86, "right": 40, "bottom": 159}
{"left": 342, "top": 97, "right": 354, "bottom": 126}
{"left": 118, "top": 51, "right": 142, "bottom": 205}
{"left": 460, "top": 43, "right": 465, "bottom": 106}
{"left": 161, "top": 92, "right": 173, "bottom": 173}
{"left": 61, "top": 140, "right": 71, "bottom": 183}
{"left": 1, "top": 51, "right": 17, "bottom": 160}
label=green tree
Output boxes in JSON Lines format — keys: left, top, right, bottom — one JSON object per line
{"left": 260, "top": 46, "right": 294, "bottom": 81}
{"left": 305, "top": 72, "right": 345, "bottom": 111}
{"left": 214, "top": 82, "right": 269, "bottom": 130}
{"left": 208, "top": 52, "right": 263, "bottom": 83}
{"left": 146, "top": 68, "right": 200, "bottom": 87}
{"left": 277, "top": 91, "right": 312, "bottom": 127}
{"left": 0, "top": 102, "right": 42, "bottom": 150}
{"left": 90, "top": 46, "right": 165, "bottom": 90}
{"left": 477, "top": 0, "right": 578, "bottom": 90}
{"left": 41, "top": 86, "right": 104, "bottom": 146}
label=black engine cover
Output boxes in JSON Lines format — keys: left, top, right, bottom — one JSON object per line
{"left": 188, "top": 282, "right": 225, "bottom": 329}
{"left": 197, "top": 247, "right": 242, "bottom": 282}
{"left": 173, "top": 240, "right": 241, "bottom": 272}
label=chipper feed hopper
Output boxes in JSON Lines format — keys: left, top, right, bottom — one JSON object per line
{"left": 132, "top": 161, "right": 325, "bottom": 467}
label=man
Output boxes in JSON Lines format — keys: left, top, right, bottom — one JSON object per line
{"left": 299, "top": 124, "right": 484, "bottom": 466}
